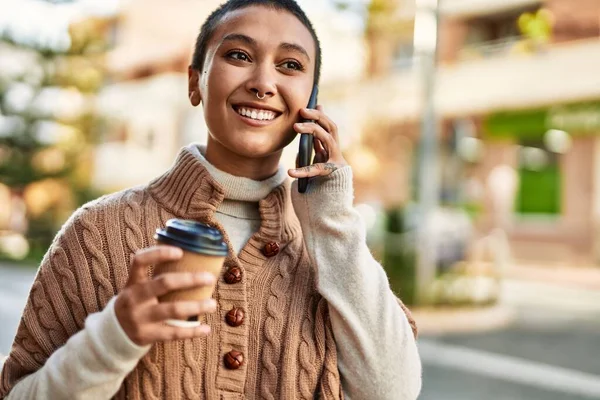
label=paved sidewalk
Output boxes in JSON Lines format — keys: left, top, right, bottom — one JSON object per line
{"left": 414, "top": 275, "right": 600, "bottom": 336}
{"left": 505, "top": 262, "right": 600, "bottom": 291}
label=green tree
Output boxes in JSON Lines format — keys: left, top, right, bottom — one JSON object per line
{"left": 0, "top": 3, "right": 114, "bottom": 262}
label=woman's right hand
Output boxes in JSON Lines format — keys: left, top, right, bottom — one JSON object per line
{"left": 115, "top": 245, "right": 217, "bottom": 346}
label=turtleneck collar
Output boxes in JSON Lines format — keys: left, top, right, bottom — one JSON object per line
{"left": 189, "top": 144, "right": 288, "bottom": 203}
{"left": 147, "top": 144, "right": 300, "bottom": 245}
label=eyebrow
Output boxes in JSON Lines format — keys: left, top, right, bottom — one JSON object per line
{"left": 279, "top": 42, "right": 310, "bottom": 61}
{"left": 221, "top": 33, "right": 311, "bottom": 61}
{"left": 222, "top": 33, "right": 257, "bottom": 47}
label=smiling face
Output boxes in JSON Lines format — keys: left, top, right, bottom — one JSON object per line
{"left": 188, "top": 5, "right": 317, "bottom": 177}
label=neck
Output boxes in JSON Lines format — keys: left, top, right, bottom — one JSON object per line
{"left": 205, "top": 136, "right": 282, "bottom": 181}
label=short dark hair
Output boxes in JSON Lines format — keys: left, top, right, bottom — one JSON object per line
{"left": 191, "top": 0, "right": 322, "bottom": 84}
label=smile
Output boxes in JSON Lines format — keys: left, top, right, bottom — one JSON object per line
{"left": 234, "top": 106, "right": 278, "bottom": 121}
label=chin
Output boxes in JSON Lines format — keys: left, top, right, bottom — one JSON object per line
{"left": 231, "top": 139, "right": 284, "bottom": 159}
{"left": 228, "top": 131, "right": 294, "bottom": 159}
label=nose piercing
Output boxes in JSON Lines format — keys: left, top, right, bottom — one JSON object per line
{"left": 256, "top": 92, "right": 266, "bottom": 100}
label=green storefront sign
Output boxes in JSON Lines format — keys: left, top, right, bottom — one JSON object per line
{"left": 484, "top": 101, "right": 600, "bottom": 139}
{"left": 483, "top": 101, "right": 600, "bottom": 215}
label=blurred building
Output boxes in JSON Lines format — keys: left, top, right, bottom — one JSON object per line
{"left": 359, "top": 0, "right": 600, "bottom": 264}
{"left": 442, "top": 0, "right": 600, "bottom": 265}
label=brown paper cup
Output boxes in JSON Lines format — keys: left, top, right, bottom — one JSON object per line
{"left": 154, "top": 245, "right": 225, "bottom": 327}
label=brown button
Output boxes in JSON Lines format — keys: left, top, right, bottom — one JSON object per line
{"left": 224, "top": 266, "right": 242, "bottom": 284}
{"left": 262, "top": 242, "right": 280, "bottom": 257}
{"left": 224, "top": 350, "right": 244, "bottom": 370}
{"left": 226, "top": 308, "right": 245, "bottom": 327}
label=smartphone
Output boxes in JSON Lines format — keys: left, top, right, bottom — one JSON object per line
{"left": 298, "top": 85, "right": 319, "bottom": 193}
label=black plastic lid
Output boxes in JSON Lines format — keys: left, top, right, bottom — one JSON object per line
{"left": 155, "top": 219, "right": 228, "bottom": 256}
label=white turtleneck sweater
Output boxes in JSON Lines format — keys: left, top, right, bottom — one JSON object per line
{"left": 3, "top": 144, "right": 422, "bottom": 400}
{"left": 192, "top": 146, "right": 286, "bottom": 254}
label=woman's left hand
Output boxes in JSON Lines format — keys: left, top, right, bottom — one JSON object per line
{"left": 288, "top": 105, "right": 348, "bottom": 179}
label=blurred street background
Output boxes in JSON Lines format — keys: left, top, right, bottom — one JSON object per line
{"left": 1, "top": 0, "right": 600, "bottom": 398}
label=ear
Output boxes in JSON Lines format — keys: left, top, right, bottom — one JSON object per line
{"left": 188, "top": 66, "right": 201, "bottom": 107}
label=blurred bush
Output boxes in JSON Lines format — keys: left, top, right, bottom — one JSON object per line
{"left": 382, "top": 207, "right": 417, "bottom": 305}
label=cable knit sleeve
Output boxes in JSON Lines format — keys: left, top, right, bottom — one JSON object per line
{"left": 0, "top": 207, "right": 149, "bottom": 399}
{"left": 291, "top": 167, "right": 422, "bottom": 400}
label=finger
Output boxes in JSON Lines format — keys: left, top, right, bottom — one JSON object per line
{"left": 313, "top": 138, "right": 328, "bottom": 164}
{"left": 142, "top": 299, "right": 217, "bottom": 323}
{"left": 138, "top": 272, "right": 216, "bottom": 300}
{"left": 294, "top": 122, "right": 337, "bottom": 158}
{"left": 127, "top": 246, "right": 182, "bottom": 286}
{"left": 299, "top": 106, "right": 339, "bottom": 142}
{"left": 314, "top": 138, "right": 328, "bottom": 157}
{"left": 313, "top": 151, "right": 328, "bottom": 164}
{"left": 288, "top": 163, "right": 340, "bottom": 179}
{"left": 147, "top": 324, "right": 212, "bottom": 342}
{"left": 299, "top": 108, "right": 330, "bottom": 132}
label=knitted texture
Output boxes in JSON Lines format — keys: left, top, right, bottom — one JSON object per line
{"left": 0, "top": 147, "right": 343, "bottom": 400}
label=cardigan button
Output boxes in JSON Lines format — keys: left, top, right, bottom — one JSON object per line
{"left": 224, "top": 266, "right": 242, "bottom": 284}
{"left": 262, "top": 242, "right": 280, "bottom": 257}
{"left": 225, "top": 307, "right": 245, "bottom": 327}
{"left": 224, "top": 350, "right": 244, "bottom": 370}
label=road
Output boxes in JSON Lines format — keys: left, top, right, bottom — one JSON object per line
{"left": 419, "top": 281, "right": 600, "bottom": 399}
{"left": 1, "top": 264, "right": 599, "bottom": 399}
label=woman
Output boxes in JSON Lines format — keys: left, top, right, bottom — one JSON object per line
{"left": 0, "top": 0, "right": 421, "bottom": 399}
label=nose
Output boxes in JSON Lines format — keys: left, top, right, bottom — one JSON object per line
{"left": 245, "top": 63, "right": 277, "bottom": 99}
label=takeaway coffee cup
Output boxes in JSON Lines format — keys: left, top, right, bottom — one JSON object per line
{"left": 154, "top": 219, "right": 228, "bottom": 327}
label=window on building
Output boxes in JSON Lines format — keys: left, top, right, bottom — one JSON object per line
{"left": 460, "top": 5, "right": 540, "bottom": 58}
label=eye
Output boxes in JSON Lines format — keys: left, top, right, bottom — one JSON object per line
{"left": 280, "top": 60, "right": 304, "bottom": 71}
{"left": 226, "top": 50, "right": 251, "bottom": 62}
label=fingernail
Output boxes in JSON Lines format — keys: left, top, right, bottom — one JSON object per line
{"left": 171, "top": 247, "right": 183, "bottom": 256}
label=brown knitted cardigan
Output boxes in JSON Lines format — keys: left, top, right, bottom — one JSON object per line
{"left": 1, "top": 147, "right": 417, "bottom": 399}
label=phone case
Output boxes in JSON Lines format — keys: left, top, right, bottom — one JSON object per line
{"left": 298, "top": 85, "right": 319, "bottom": 193}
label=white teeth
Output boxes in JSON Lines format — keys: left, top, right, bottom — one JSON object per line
{"left": 236, "top": 107, "right": 276, "bottom": 121}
